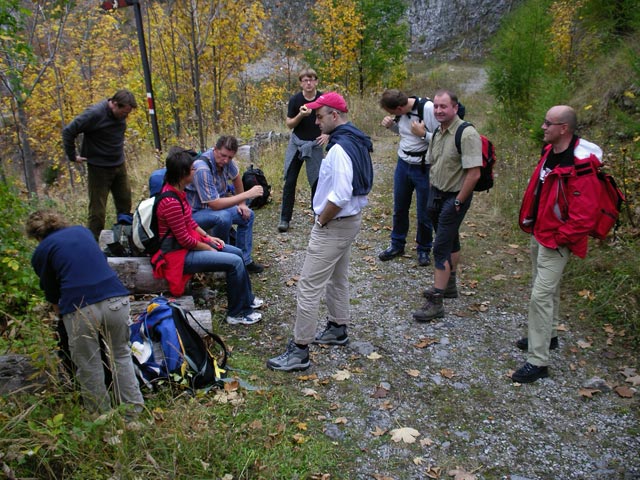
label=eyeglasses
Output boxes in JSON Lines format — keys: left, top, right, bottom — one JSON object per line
{"left": 543, "top": 119, "right": 566, "bottom": 127}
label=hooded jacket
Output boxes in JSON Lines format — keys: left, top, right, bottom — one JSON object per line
{"left": 519, "top": 137, "right": 603, "bottom": 258}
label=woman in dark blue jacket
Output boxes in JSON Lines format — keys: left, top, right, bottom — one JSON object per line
{"left": 27, "top": 210, "right": 143, "bottom": 417}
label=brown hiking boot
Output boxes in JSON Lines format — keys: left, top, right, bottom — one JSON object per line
{"left": 412, "top": 293, "right": 444, "bottom": 322}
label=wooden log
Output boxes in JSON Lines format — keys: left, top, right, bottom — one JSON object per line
{"left": 107, "top": 256, "right": 170, "bottom": 294}
{"left": 0, "top": 354, "right": 48, "bottom": 395}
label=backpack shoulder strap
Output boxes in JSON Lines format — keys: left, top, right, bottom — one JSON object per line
{"left": 154, "top": 190, "right": 184, "bottom": 215}
{"left": 415, "top": 97, "right": 429, "bottom": 123}
{"left": 454, "top": 121, "right": 473, "bottom": 156}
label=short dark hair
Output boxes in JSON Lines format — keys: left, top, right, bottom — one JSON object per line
{"left": 380, "top": 89, "right": 409, "bottom": 110}
{"left": 433, "top": 89, "right": 458, "bottom": 106}
{"left": 110, "top": 89, "right": 137, "bottom": 109}
{"left": 165, "top": 146, "right": 196, "bottom": 186}
{"left": 215, "top": 135, "right": 239, "bottom": 152}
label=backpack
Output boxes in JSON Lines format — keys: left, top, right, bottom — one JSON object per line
{"left": 242, "top": 164, "right": 271, "bottom": 209}
{"left": 131, "top": 191, "right": 183, "bottom": 255}
{"left": 590, "top": 170, "right": 625, "bottom": 239}
{"left": 394, "top": 96, "right": 466, "bottom": 124}
{"left": 454, "top": 122, "right": 496, "bottom": 192}
{"left": 129, "top": 296, "right": 227, "bottom": 391}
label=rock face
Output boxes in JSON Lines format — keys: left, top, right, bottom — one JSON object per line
{"left": 261, "top": 0, "right": 520, "bottom": 58}
{"left": 408, "top": 0, "right": 520, "bottom": 57}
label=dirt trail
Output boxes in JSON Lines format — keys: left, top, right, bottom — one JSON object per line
{"left": 242, "top": 70, "right": 639, "bottom": 479}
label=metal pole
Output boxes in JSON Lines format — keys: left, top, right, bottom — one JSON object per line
{"left": 130, "top": 0, "right": 162, "bottom": 152}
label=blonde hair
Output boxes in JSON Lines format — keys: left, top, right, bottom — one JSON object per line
{"left": 26, "top": 210, "right": 71, "bottom": 241}
{"left": 298, "top": 68, "right": 318, "bottom": 81}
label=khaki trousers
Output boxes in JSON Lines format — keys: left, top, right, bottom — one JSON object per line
{"left": 294, "top": 213, "right": 362, "bottom": 345}
{"left": 63, "top": 296, "right": 143, "bottom": 414}
{"left": 527, "top": 238, "right": 569, "bottom": 366}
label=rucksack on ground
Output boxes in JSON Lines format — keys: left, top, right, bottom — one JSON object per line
{"left": 131, "top": 191, "right": 183, "bottom": 255}
{"left": 454, "top": 121, "right": 496, "bottom": 192}
{"left": 129, "top": 296, "right": 227, "bottom": 391}
{"left": 242, "top": 164, "right": 271, "bottom": 209}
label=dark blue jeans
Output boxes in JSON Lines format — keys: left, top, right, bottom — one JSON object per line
{"left": 427, "top": 187, "right": 472, "bottom": 270}
{"left": 183, "top": 245, "right": 254, "bottom": 317}
{"left": 390, "top": 158, "right": 433, "bottom": 254}
{"left": 192, "top": 207, "right": 254, "bottom": 265}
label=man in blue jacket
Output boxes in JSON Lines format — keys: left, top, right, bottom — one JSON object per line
{"left": 267, "top": 92, "right": 374, "bottom": 372}
{"left": 62, "top": 90, "right": 137, "bottom": 239}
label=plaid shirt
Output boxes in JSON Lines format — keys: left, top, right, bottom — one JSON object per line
{"left": 186, "top": 149, "right": 239, "bottom": 212}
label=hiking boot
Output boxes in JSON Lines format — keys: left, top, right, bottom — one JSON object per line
{"left": 412, "top": 294, "right": 444, "bottom": 322}
{"left": 511, "top": 362, "right": 549, "bottom": 383}
{"left": 378, "top": 245, "right": 405, "bottom": 261}
{"left": 266, "top": 339, "right": 310, "bottom": 372}
{"left": 226, "top": 311, "right": 262, "bottom": 325}
{"left": 516, "top": 336, "right": 559, "bottom": 351}
{"left": 417, "top": 251, "right": 431, "bottom": 267}
{"left": 313, "top": 322, "right": 349, "bottom": 345}
{"left": 245, "top": 262, "right": 264, "bottom": 274}
{"left": 277, "top": 220, "right": 290, "bottom": 232}
{"left": 250, "top": 296, "right": 264, "bottom": 309}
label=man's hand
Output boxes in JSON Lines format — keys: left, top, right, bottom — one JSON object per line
{"left": 381, "top": 115, "right": 396, "bottom": 128}
{"left": 75, "top": 156, "right": 87, "bottom": 163}
{"left": 237, "top": 203, "right": 252, "bottom": 221}
{"left": 299, "top": 105, "right": 312, "bottom": 117}
{"left": 410, "top": 120, "right": 427, "bottom": 138}
{"left": 246, "top": 185, "right": 264, "bottom": 199}
{"left": 316, "top": 133, "right": 330, "bottom": 146}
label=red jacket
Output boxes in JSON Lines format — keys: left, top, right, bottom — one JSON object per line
{"left": 519, "top": 137, "right": 603, "bottom": 258}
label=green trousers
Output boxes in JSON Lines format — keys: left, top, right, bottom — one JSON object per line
{"left": 87, "top": 163, "right": 132, "bottom": 239}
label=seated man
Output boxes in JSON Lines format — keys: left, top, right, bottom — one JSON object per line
{"left": 186, "top": 135, "right": 264, "bottom": 273}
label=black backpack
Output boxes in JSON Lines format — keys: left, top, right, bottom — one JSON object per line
{"left": 242, "top": 164, "right": 271, "bottom": 209}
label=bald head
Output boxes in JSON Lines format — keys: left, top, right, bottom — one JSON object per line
{"left": 547, "top": 105, "right": 577, "bottom": 132}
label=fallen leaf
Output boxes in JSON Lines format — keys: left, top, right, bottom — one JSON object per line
{"left": 302, "top": 388, "right": 320, "bottom": 399}
{"left": 577, "top": 340, "right": 592, "bottom": 349}
{"left": 372, "top": 475, "right": 394, "bottom": 480}
{"left": 557, "top": 324, "right": 568, "bottom": 332}
{"left": 371, "top": 385, "right": 389, "bottom": 398}
{"left": 406, "top": 369, "right": 421, "bottom": 377}
{"left": 296, "top": 422, "right": 307, "bottom": 431}
{"left": 334, "top": 417, "right": 348, "bottom": 424}
{"left": 415, "top": 337, "right": 439, "bottom": 348}
{"left": 491, "top": 274, "right": 507, "bottom": 281}
{"left": 292, "top": 433, "right": 306, "bottom": 444}
{"left": 625, "top": 375, "right": 640, "bottom": 386}
{"left": 368, "top": 352, "right": 382, "bottom": 360}
{"left": 614, "top": 386, "right": 634, "bottom": 398}
{"left": 298, "top": 373, "right": 318, "bottom": 381}
{"left": 332, "top": 370, "right": 351, "bottom": 381}
{"left": 390, "top": 427, "right": 420, "bottom": 443}
{"left": 420, "top": 437, "right": 434, "bottom": 447}
{"left": 426, "top": 465, "right": 442, "bottom": 478}
{"left": 620, "top": 367, "right": 637, "bottom": 378}
{"left": 448, "top": 467, "right": 477, "bottom": 480}
{"left": 578, "top": 388, "right": 600, "bottom": 398}
{"left": 413, "top": 456, "right": 425, "bottom": 466}
{"left": 371, "top": 426, "right": 387, "bottom": 437}
{"left": 440, "top": 368, "right": 455, "bottom": 379}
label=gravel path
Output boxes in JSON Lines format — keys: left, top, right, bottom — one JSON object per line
{"left": 241, "top": 131, "right": 640, "bottom": 480}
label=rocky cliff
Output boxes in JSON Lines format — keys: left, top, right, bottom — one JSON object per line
{"left": 408, "top": 0, "right": 520, "bottom": 57}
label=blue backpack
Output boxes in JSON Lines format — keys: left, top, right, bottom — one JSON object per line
{"left": 130, "top": 296, "right": 227, "bottom": 391}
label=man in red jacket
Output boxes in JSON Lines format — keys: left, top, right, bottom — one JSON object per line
{"left": 514, "top": 105, "right": 603, "bottom": 383}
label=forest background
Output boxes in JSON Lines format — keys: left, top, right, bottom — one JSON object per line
{"left": 0, "top": 0, "right": 639, "bottom": 478}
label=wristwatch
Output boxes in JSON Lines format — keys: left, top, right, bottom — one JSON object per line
{"left": 316, "top": 218, "right": 326, "bottom": 228}
{"left": 454, "top": 199, "right": 462, "bottom": 207}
